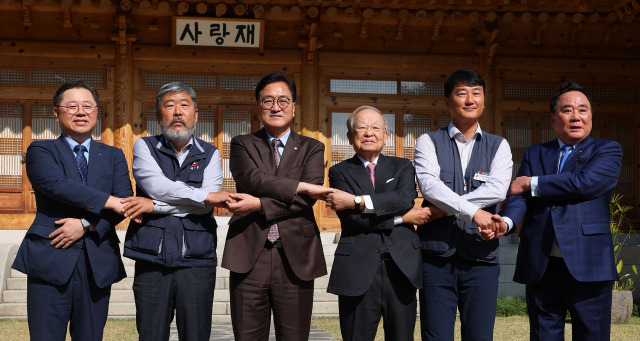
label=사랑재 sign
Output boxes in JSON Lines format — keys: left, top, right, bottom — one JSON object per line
{"left": 173, "top": 17, "right": 264, "bottom": 51}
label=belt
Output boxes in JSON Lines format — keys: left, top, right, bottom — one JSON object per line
{"left": 264, "top": 239, "right": 283, "bottom": 249}
{"left": 378, "top": 251, "right": 392, "bottom": 261}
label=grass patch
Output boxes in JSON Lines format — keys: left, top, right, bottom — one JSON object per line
{"left": 496, "top": 297, "right": 528, "bottom": 316}
{"left": 2, "top": 315, "right": 639, "bottom": 340}
{"left": 0, "top": 319, "right": 137, "bottom": 341}
{"left": 312, "top": 316, "right": 640, "bottom": 341}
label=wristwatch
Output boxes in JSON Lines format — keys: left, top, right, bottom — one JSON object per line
{"left": 80, "top": 219, "right": 91, "bottom": 231}
{"left": 354, "top": 195, "right": 363, "bottom": 211}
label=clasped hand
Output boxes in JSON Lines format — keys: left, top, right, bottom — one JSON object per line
{"left": 473, "top": 209, "right": 507, "bottom": 240}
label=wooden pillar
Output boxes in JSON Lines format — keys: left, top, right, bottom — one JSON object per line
{"left": 113, "top": 44, "right": 134, "bottom": 168}
{"left": 298, "top": 22, "right": 321, "bottom": 139}
{"left": 299, "top": 22, "right": 324, "bottom": 224}
{"left": 112, "top": 13, "right": 136, "bottom": 230}
{"left": 300, "top": 50, "right": 319, "bottom": 139}
{"left": 476, "top": 44, "right": 498, "bottom": 135}
{"left": 111, "top": 14, "right": 136, "bottom": 171}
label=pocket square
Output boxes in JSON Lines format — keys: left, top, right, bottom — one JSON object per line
{"left": 386, "top": 178, "right": 394, "bottom": 183}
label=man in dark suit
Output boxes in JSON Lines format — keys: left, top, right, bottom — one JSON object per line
{"left": 325, "top": 106, "right": 431, "bottom": 341}
{"left": 222, "top": 72, "right": 333, "bottom": 340}
{"left": 12, "top": 80, "right": 132, "bottom": 340}
{"left": 497, "top": 81, "right": 622, "bottom": 340}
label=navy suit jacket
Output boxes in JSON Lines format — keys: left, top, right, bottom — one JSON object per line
{"left": 12, "top": 135, "right": 131, "bottom": 288}
{"left": 327, "top": 154, "right": 422, "bottom": 296}
{"left": 501, "top": 136, "right": 622, "bottom": 284}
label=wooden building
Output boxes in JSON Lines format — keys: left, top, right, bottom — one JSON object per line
{"left": 0, "top": 0, "right": 639, "bottom": 230}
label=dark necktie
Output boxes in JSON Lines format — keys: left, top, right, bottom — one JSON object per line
{"left": 367, "top": 163, "right": 376, "bottom": 189}
{"left": 272, "top": 139, "right": 282, "bottom": 167}
{"left": 558, "top": 145, "right": 572, "bottom": 173}
{"left": 267, "top": 139, "right": 283, "bottom": 242}
{"left": 74, "top": 144, "right": 88, "bottom": 185}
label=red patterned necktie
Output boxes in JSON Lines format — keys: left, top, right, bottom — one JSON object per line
{"left": 267, "top": 139, "right": 282, "bottom": 242}
{"left": 367, "top": 163, "right": 376, "bottom": 189}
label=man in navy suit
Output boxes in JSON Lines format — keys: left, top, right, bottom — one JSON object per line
{"left": 498, "top": 81, "right": 622, "bottom": 340}
{"left": 325, "top": 106, "right": 431, "bottom": 340}
{"left": 12, "top": 80, "right": 132, "bottom": 340}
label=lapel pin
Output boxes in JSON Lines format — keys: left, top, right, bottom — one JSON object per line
{"left": 294, "top": 146, "right": 298, "bottom": 150}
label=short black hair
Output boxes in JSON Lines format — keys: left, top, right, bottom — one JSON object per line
{"left": 255, "top": 72, "right": 296, "bottom": 102}
{"left": 444, "top": 69, "right": 485, "bottom": 98}
{"left": 549, "top": 81, "right": 594, "bottom": 114}
{"left": 53, "top": 80, "right": 99, "bottom": 106}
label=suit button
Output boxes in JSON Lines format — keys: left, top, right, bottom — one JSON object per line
{"left": 553, "top": 207, "right": 558, "bottom": 212}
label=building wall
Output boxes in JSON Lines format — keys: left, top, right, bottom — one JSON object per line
{"left": 0, "top": 37, "right": 639, "bottom": 230}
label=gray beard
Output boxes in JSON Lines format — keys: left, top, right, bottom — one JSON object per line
{"left": 160, "top": 122, "right": 195, "bottom": 147}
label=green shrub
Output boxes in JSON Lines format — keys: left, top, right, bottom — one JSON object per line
{"left": 634, "top": 299, "right": 639, "bottom": 317}
{"left": 496, "top": 297, "right": 528, "bottom": 317}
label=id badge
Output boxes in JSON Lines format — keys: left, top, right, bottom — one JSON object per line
{"left": 473, "top": 171, "right": 490, "bottom": 182}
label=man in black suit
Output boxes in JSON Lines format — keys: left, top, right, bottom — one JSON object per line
{"left": 325, "top": 106, "right": 431, "bottom": 341}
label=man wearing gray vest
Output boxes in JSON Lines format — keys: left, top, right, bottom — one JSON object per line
{"left": 414, "top": 69, "right": 513, "bottom": 340}
{"left": 121, "top": 82, "right": 230, "bottom": 341}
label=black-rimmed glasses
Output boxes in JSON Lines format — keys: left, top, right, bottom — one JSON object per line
{"left": 260, "top": 97, "right": 292, "bottom": 110}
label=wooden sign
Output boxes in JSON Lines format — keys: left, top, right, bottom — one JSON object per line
{"left": 173, "top": 17, "right": 264, "bottom": 51}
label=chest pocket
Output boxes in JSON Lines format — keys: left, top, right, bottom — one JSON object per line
{"left": 181, "top": 158, "right": 208, "bottom": 187}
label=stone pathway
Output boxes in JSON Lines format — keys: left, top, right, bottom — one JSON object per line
{"left": 168, "top": 322, "right": 336, "bottom": 340}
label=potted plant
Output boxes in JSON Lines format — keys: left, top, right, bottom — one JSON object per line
{"left": 609, "top": 193, "right": 638, "bottom": 324}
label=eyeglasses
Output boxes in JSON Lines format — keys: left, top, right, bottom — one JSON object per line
{"left": 57, "top": 104, "right": 98, "bottom": 115}
{"left": 260, "top": 97, "right": 292, "bottom": 110}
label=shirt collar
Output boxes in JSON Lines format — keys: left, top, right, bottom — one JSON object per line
{"left": 64, "top": 136, "right": 91, "bottom": 153}
{"left": 558, "top": 139, "right": 581, "bottom": 150}
{"left": 266, "top": 128, "right": 291, "bottom": 146}
{"left": 357, "top": 155, "right": 379, "bottom": 167}
{"left": 448, "top": 122, "right": 482, "bottom": 143}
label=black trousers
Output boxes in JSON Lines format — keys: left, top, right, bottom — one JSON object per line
{"left": 338, "top": 257, "right": 417, "bottom": 341}
{"left": 133, "top": 261, "right": 216, "bottom": 341}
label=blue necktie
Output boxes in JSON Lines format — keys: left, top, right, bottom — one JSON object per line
{"left": 558, "top": 145, "right": 572, "bottom": 173}
{"left": 74, "top": 144, "right": 88, "bottom": 184}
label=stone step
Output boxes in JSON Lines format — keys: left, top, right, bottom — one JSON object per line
{"left": 0, "top": 303, "right": 26, "bottom": 317}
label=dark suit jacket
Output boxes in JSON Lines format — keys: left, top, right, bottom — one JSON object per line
{"left": 501, "top": 136, "right": 622, "bottom": 284}
{"left": 327, "top": 154, "right": 422, "bottom": 296}
{"left": 222, "top": 129, "right": 327, "bottom": 281}
{"left": 12, "top": 135, "right": 131, "bottom": 288}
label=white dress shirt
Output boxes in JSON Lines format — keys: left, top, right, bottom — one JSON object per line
{"left": 414, "top": 122, "right": 513, "bottom": 223}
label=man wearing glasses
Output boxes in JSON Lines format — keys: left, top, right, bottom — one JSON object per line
{"left": 12, "top": 80, "right": 133, "bottom": 340}
{"left": 222, "top": 72, "right": 332, "bottom": 340}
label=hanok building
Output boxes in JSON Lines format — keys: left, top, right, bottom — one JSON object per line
{"left": 0, "top": 0, "right": 639, "bottom": 230}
